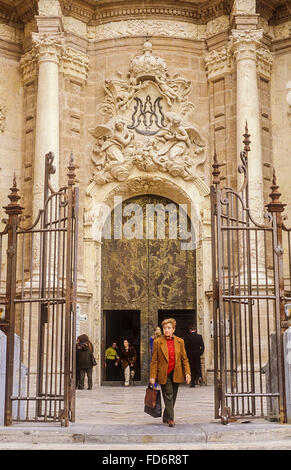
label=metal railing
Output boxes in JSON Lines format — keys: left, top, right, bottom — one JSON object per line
{"left": 0, "top": 153, "right": 79, "bottom": 426}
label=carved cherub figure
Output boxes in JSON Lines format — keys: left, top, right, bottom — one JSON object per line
{"left": 90, "top": 118, "right": 135, "bottom": 168}
{"left": 156, "top": 75, "right": 180, "bottom": 105}
{"left": 153, "top": 112, "right": 206, "bottom": 179}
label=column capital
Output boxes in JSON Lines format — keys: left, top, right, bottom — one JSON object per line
{"left": 229, "top": 29, "right": 263, "bottom": 62}
{"left": 20, "top": 34, "right": 63, "bottom": 84}
{"left": 20, "top": 38, "right": 89, "bottom": 85}
{"left": 31, "top": 33, "right": 64, "bottom": 64}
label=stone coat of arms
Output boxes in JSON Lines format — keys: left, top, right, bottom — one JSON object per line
{"left": 89, "top": 40, "right": 206, "bottom": 185}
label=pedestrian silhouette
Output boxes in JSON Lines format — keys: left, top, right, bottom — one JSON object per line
{"left": 185, "top": 325, "right": 204, "bottom": 387}
{"left": 76, "top": 334, "right": 94, "bottom": 390}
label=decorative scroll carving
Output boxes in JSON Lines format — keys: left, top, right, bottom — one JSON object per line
{"left": 90, "top": 40, "right": 206, "bottom": 185}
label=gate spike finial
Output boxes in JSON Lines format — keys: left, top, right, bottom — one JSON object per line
{"left": 3, "top": 172, "right": 24, "bottom": 216}
{"left": 266, "top": 168, "right": 286, "bottom": 214}
{"left": 243, "top": 121, "right": 251, "bottom": 153}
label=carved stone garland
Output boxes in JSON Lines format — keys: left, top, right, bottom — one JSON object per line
{"left": 89, "top": 40, "right": 206, "bottom": 185}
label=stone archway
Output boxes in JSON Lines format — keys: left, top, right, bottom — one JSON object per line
{"left": 101, "top": 193, "right": 197, "bottom": 384}
{"left": 83, "top": 175, "right": 212, "bottom": 386}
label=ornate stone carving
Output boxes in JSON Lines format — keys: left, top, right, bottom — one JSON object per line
{"left": 19, "top": 48, "right": 38, "bottom": 83}
{"left": 61, "top": 46, "right": 89, "bottom": 83}
{"left": 90, "top": 40, "right": 206, "bottom": 185}
{"left": 204, "top": 46, "right": 233, "bottom": 81}
{"left": 90, "top": 19, "right": 206, "bottom": 41}
{"left": 32, "top": 33, "right": 64, "bottom": 64}
{"left": 20, "top": 36, "right": 89, "bottom": 84}
{"left": 0, "top": 24, "right": 22, "bottom": 43}
{"left": 232, "top": 0, "right": 256, "bottom": 15}
{"left": 229, "top": 29, "right": 264, "bottom": 62}
{"left": 38, "top": 0, "right": 62, "bottom": 17}
{"left": 88, "top": 15, "right": 231, "bottom": 41}
{"left": 256, "top": 47, "right": 273, "bottom": 79}
{"left": 206, "top": 15, "right": 230, "bottom": 36}
{"left": 60, "top": 0, "right": 234, "bottom": 27}
{"left": 273, "top": 22, "right": 291, "bottom": 40}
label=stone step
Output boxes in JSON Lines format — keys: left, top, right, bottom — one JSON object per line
{"left": 1, "top": 422, "right": 291, "bottom": 446}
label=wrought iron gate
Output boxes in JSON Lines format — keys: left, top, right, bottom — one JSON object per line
{"left": 211, "top": 125, "right": 290, "bottom": 424}
{"left": 0, "top": 152, "right": 79, "bottom": 426}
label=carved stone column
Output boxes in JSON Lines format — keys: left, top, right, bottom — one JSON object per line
{"left": 33, "top": 34, "right": 63, "bottom": 216}
{"left": 230, "top": 29, "right": 264, "bottom": 221}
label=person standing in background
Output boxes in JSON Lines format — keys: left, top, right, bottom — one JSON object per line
{"left": 76, "top": 334, "right": 94, "bottom": 390}
{"left": 185, "top": 325, "right": 204, "bottom": 387}
{"left": 118, "top": 339, "right": 137, "bottom": 386}
{"left": 105, "top": 341, "right": 119, "bottom": 381}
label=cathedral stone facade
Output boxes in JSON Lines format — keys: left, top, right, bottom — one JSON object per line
{"left": 0, "top": 0, "right": 290, "bottom": 385}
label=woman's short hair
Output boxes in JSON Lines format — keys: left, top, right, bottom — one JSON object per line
{"left": 154, "top": 327, "right": 162, "bottom": 338}
{"left": 161, "top": 318, "right": 176, "bottom": 329}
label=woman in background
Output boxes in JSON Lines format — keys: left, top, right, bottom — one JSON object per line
{"left": 118, "top": 339, "right": 137, "bottom": 386}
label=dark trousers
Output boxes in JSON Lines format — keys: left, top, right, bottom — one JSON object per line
{"left": 189, "top": 355, "right": 202, "bottom": 385}
{"left": 106, "top": 359, "right": 116, "bottom": 381}
{"left": 161, "top": 371, "right": 179, "bottom": 421}
{"left": 78, "top": 368, "right": 93, "bottom": 389}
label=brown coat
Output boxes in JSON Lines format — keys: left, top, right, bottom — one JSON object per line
{"left": 150, "top": 335, "right": 191, "bottom": 385}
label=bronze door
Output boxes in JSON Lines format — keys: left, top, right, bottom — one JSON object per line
{"left": 102, "top": 195, "right": 196, "bottom": 384}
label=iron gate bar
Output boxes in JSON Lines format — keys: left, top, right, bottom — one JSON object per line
{"left": 225, "top": 393, "right": 280, "bottom": 397}
{"left": 1, "top": 152, "right": 78, "bottom": 426}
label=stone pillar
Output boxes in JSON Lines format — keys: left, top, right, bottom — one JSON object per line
{"left": 33, "top": 35, "right": 63, "bottom": 216}
{"left": 230, "top": 29, "right": 264, "bottom": 221}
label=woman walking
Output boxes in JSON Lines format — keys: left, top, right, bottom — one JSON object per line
{"left": 149, "top": 318, "right": 191, "bottom": 427}
{"left": 76, "top": 334, "right": 94, "bottom": 390}
{"left": 118, "top": 339, "right": 137, "bottom": 386}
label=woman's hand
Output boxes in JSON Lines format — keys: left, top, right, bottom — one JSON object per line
{"left": 186, "top": 374, "right": 191, "bottom": 385}
{"left": 149, "top": 378, "right": 155, "bottom": 385}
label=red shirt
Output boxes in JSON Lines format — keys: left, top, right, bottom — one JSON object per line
{"left": 166, "top": 337, "right": 175, "bottom": 374}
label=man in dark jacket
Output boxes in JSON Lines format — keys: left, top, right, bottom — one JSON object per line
{"left": 185, "top": 325, "right": 204, "bottom": 387}
{"left": 76, "top": 334, "right": 94, "bottom": 390}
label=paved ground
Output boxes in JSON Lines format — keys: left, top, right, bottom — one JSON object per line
{"left": 1, "top": 384, "right": 291, "bottom": 450}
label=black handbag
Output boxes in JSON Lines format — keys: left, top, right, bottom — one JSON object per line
{"left": 144, "top": 384, "right": 162, "bottom": 418}
{"left": 91, "top": 354, "right": 97, "bottom": 366}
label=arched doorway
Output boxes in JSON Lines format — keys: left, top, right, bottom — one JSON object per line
{"left": 101, "top": 194, "right": 197, "bottom": 384}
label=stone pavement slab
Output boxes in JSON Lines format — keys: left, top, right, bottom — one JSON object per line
{"left": 0, "top": 385, "right": 291, "bottom": 449}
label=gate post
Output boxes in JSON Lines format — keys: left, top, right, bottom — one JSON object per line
{"left": 266, "top": 170, "right": 288, "bottom": 424}
{"left": 3, "top": 176, "right": 23, "bottom": 426}
{"left": 211, "top": 151, "right": 226, "bottom": 421}
{"left": 64, "top": 153, "right": 78, "bottom": 426}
